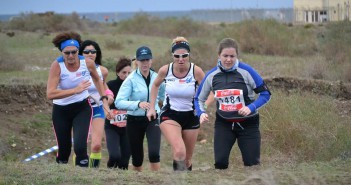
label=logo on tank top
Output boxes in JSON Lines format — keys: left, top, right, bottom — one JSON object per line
{"left": 76, "top": 70, "right": 88, "bottom": 77}
{"left": 179, "top": 77, "right": 192, "bottom": 84}
{"left": 60, "top": 74, "right": 69, "bottom": 79}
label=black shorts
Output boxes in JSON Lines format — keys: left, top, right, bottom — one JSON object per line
{"left": 160, "top": 109, "right": 200, "bottom": 130}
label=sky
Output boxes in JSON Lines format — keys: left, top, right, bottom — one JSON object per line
{"left": 0, "top": 0, "right": 293, "bottom": 15}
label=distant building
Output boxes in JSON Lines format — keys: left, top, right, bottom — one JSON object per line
{"left": 294, "top": 0, "right": 351, "bottom": 24}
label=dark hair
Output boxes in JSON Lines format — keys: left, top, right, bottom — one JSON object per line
{"left": 116, "top": 57, "right": 132, "bottom": 73}
{"left": 217, "top": 38, "right": 239, "bottom": 55}
{"left": 52, "top": 31, "right": 82, "bottom": 51}
{"left": 79, "top": 40, "right": 102, "bottom": 65}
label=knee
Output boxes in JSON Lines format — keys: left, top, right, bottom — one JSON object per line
{"left": 91, "top": 143, "right": 102, "bottom": 152}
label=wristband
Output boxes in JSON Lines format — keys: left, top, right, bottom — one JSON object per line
{"left": 105, "top": 89, "right": 114, "bottom": 97}
{"left": 100, "top": 96, "right": 108, "bottom": 101}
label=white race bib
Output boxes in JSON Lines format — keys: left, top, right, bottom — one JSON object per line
{"left": 215, "top": 89, "right": 245, "bottom": 112}
{"left": 110, "top": 109, "right": 127, "bottom": 127}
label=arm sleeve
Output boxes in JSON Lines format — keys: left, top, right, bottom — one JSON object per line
{"left": 195, "top": 69, "right": 215, "bottom": 117}
{"left": 244, "top": 66, "right": 271, "bottom": 113}
{"left": 115, "top": 78, "right": 140, "bottom": 111}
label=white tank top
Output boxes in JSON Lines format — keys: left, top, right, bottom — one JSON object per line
{"left": 53, "top": 56, "right": 90, "bottom": 105}
{"left": 88, "top": 65, "right": 103, "bottom": 107}
{"left": 163, "top": 63, "right": 197, "bottom": 111}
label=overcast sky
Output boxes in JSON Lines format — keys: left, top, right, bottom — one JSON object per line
{"left": 0, "top": 0, "right": 293, "bottom": 15}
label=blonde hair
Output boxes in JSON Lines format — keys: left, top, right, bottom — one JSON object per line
{"left": 172, "top": 36, "right": 188, "bottom": 44}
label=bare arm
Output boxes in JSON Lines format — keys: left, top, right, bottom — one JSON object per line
{"left": 87, "top": 59, "right": 111, "bottom": 118}
{"left": 147, "top": 65, "right": 168, "bottom": 121}
{"left": 100, "top": 66, "right": 114, "bottom": 105}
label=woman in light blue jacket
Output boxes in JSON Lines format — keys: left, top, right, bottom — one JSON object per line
{"left": 115, "top": 46, "right": 164, "bottom": 172}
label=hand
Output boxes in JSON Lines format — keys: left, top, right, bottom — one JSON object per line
{"left": 75, "top": 80, "right": 91, "bottom": 94}
{"left": 238, "top": 106, "right": 251, "bottom": 116}
{"left": 104, "top": 106, "right": 112, "bottom": 120}
{"left": 102, "top": 101, "right": 112, "bottom": 120}
{"left": 147, "top": 108, "right": 156, "bottom": 122}
{"left": 200, "top": 113, "right": 209, "bottom": 124}
{"left": 139, "top": 102, "right": 150, "bottom": 111}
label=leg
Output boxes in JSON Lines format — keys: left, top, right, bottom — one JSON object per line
{"left": 72, "top": 103, "right": 91, "bottom": 167}
{"left": 52, "top": 105, "right": 72, "bottom": 164}
{"left": 214, "top": 121, "right": 236, "bottom": 169}
{"left": 118, "top": 127, "right": 131, "bottom": 170}
{"left": 127, "top": 120, "right": 146, "bottom": 172}
{"left": 146, "top": 119, "right": 161, "bottom": 171}
{"left": 237, "top": 118, "right": 261, "bottom": 166}
{"left": 182, "top": 128, "right": 199, "bottom": 169}
{"left": 105, "top": 123, "right": 121, "bottom": 168}
{"left": 89, "top": 116, "right": 105, "bottom": 168}
{"left": 160, "top": 120, "right": 186, "bottom": 171}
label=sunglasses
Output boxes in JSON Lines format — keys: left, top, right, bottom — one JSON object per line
{"left": 83, "top": 50, "right": 97, "bottom": 54}
{"left": 63, "top": 50, "right": 78, "bottom": 55}
{"left": 173, "top": 53, "right": 189, "bottom": 59}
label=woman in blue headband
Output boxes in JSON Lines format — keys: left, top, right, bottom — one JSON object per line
{"left": 147, "top": 36, "right": 205, "bottom": 171}
{"left": 47, "top": 31, "right": 111, "bottom": 167}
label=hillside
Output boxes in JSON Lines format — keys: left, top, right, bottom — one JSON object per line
{"left": 1, "top": 77, "right": 350, "bottom": 161}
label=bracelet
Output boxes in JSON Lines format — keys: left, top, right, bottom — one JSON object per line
{"left": 105, "top": 89, "right": 114, "bottom": 97}
{"left": 100, "top": 96, "right": 108, "bottom": 101}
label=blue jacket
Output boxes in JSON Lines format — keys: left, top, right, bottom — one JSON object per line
{"left": 115, "top": 68, "right": 165, "bottom": 116}
{"left": 195, "top": 60, "right": 271, "bottom": 119}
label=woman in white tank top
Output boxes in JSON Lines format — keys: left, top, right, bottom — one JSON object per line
{"left": 47, "top": 32, "right": 111, "bottom": 167}
{"left": 147, "top": 36, "right": 205, "bottom": 171}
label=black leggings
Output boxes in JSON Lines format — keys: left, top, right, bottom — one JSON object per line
{"left": 104, "top": 120, "right": 131, "bottom": 169}
{"left": 52, "top": 99, "right": 91, "bottom": 167}
{"left": 214, "top": 115, "right": 261, "bottom": 169}
{"left": 126, "top": 115, "right": 161, "bottom": 167}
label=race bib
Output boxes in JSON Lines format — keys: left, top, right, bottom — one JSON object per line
{"left": 110, "top": 109, "right": 127, "bottom": 127}
{"left": 215, "top": 89, "right": 245, "bottom": 112}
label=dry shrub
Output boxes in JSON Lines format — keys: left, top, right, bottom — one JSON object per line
{"left": 0, "top": 47, "right": 23, "bottom": 71}
{"left": 263, "top": 89, "right": 351, "bottom": 162}
{"left": 217, "top": 19, "right": 318, "bottom": 57}
{"left": 115, "top": 13, "right": 212, "bottom": 38}
{"left": 104, "top": 40, "right": 123, "bottom": 50}
{"left": 6, "top": 12, "right": 100, "bottom": 32}
{"left": 320, "top": 21, "right": 351, "bottom": 82}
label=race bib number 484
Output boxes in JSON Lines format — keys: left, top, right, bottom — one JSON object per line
{"left": 110, "top": 109, "right": 127, "bottom": 127}
{"left": 215, "top": 89, "right": 245, "bottom": 112}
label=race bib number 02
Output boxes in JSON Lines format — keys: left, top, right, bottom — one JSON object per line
{"left": 110, "top": 109, "right": 127, "bottom": 127}
{"left": 215, "top": 89, "right": 245, "bottom": 112}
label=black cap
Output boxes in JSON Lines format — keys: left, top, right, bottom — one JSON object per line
{"left": 136, "top": 46, "right": 152, "bottom": 61}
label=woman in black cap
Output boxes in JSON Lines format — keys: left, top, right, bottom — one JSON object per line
{"left": 115, "top": 46, "right": 165, "bottom": 172}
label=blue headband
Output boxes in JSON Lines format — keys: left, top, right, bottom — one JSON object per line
{"left": 171, "top": 41, "right": 190, "bottom": 53}
{"left": 60, "top": 39, "right": 79, "bottom": 50}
